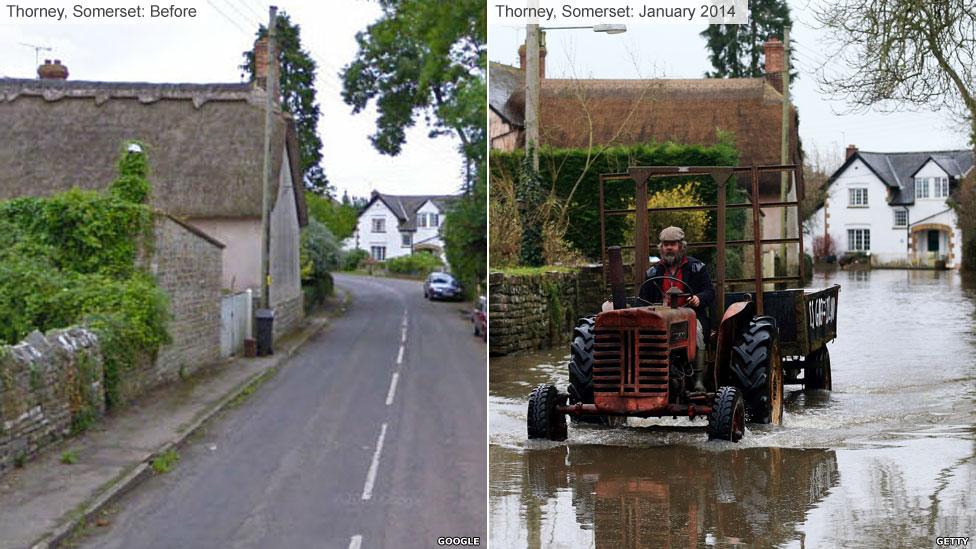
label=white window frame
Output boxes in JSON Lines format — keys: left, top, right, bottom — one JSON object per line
{"left": 893, "top": 209, "right": 908, "bottom": 228}
{"left": 371, "top": 217, "right": 386, "bottom": 233}
{"left": 401, "top": 233, "right": 412, "bottom": 247}
{"left": 848, "top": 188, "right": 868, "bottom": 207}
{"left": 370, "top": 245, "right": 386, "bottom": 261}
{"left": 915, "top": 177, "right": 930, "bottom": 199}
{"left": 847, "top": 228, "right": 871, "bottom": 252}
{"left": 934, "top": 176, "right": 949, "bottom": 198}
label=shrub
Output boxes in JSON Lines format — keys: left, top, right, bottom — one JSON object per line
{"left": 342, "top": 249, "right": 370, "bottom": 271}
{"left": 812, "top": 234, "right": 837, "bottom": 260}
{"left": 386, "top": 253, "right": 443, "bottom": 276}
{"left": 301, "top": 219, "right": 341, "bottom": 280}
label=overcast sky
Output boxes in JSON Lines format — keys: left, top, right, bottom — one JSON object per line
{"left": 1, "top": 0, "right": 464, "bottom": 200}
{"left": 488, "top": 0, "right": 969, "bottom": 172}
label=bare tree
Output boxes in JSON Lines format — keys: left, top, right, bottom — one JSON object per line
{"left": 814, "top": 1, "right": 976, "bottom": 143}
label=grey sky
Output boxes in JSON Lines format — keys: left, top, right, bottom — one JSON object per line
{"left": 488, "top": 0, "right": 969, "bottom": 171}
{"left": 1, "top": 0, "right": 464, "bottom": 200}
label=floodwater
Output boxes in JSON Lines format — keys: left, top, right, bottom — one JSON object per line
{"left": 489, "top": 269, "right": 976, "bottom": 548}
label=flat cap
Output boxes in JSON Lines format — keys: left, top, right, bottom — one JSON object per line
{"left": 659, "top": 226, "right": 685, "bottom": 242}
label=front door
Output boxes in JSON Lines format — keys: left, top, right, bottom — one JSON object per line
{"left": 927, "top": 230, "right": 940, "bottom": 253}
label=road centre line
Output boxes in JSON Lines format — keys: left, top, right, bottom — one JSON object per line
{"left": 396, "top": 344, "right": 404, "bottom": 365}
{"left": 348, "top": 535, "right": 363, "bottom": 549}
{"left": 385, "top": 372, "right": 400, "bottom": 406}
{"left": 361, "top": 423, "right": 388, "bottom": 501}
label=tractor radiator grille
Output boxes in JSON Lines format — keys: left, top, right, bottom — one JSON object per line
{"left": 592, "top": 327, "right": 669, "bottom": 394}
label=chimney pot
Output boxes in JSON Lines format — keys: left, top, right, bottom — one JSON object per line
{"left": 38, "top": 59, "right": 68, "bottom": 80}
{"left": 846, "top": 145, "right": 858, "bottom": 159}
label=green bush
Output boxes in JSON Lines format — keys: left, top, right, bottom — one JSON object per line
{"left": 443, "top": 173, "right": 487, "bottom": 297}
{"left": 386, "top": 253, "right": 443, "bottom": 276}
{"left": 301, "top": 219, "right": 341, "bottom": 280}
{"left": 305, "top": 192, "right": 359, "bottom": 240}
{"left": 342, "top": 249, "right": 370, "bottom": 271}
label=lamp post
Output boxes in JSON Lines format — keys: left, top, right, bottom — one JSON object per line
{"left": 524, "top": 23, "right": 626, "bottom": 171}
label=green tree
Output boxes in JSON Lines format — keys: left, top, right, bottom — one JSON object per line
{"left": 340, "top": 0, "right": 486, "bottom": 190}
{"left": 305, "top": 191, "right": 359, "bottom": 241}
{"left": 242, "top": 12, "right": 331, "bottom": 196}
{"left": 443, "top": 173, "right": 487, "bottom": 296}
{"left": 701, "top": 0, "right": 793, "bottom": 78}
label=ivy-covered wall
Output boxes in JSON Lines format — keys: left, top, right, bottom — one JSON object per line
{"left": 0, "top": 328, "right": 103, "bottom": 476}
{"left": 489, "top": 266, "right": 605, "bottom": 356}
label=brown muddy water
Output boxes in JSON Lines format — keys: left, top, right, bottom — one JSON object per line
{"left": 489, "top": 270, "right": 976, "bottom": 548}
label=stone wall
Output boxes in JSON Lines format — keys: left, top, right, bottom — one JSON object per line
{"left": 271, "top": 293, "right": 305, "bottom": 343}
{"left": 0, "top": 328, "right": 103, "bottom": 476}
{"left": 134, "top": 215, "right": 223, "bottom": 401}
{"left": 489, "top": 265, "right": 606, "bottom": 356}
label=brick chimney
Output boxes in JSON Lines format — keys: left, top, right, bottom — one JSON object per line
{"left": 253, "top": 36, "right": 270, "bottom": 89}
{"left": 518, "top": 44, "right": 546, "bottom": 79}
{"left": 763, "top": 38, "right": 784, "bottom": 93}
{"left": 846, "top": 144, "right": 858, "bottom": 159}
{"left": 37, "top": 59, "right": 68, "bottom": 80}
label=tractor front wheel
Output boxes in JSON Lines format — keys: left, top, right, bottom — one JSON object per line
{"left": 730, "top": 316, "right": 784, "bottom": 425}
{"left": 707, "top": 386, "right": 745, "bottom": 442}
{"left": 527, "top": 384, "right": 567, "bottom": 441}
{"left": 805, "top": 346, "right": 832, "bottom": 391}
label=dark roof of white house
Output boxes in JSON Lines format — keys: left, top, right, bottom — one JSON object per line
{"left": 365, "top": 192, "right": 457, "bottom": 231}
{"left": 830, "top": 149, "right": 974, "bottom": 205}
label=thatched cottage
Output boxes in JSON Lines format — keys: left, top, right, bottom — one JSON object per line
{"left": 490, "top": 39, "right": 803, "bottom": 254}
{"left": 0, "top": 48, "right": 308, "bottom": 394}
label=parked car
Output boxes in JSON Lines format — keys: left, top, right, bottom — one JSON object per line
{"left": 472, "top": 296, "right": 487, "bottom": 340}
{"left": 424, "top": 272, "right": 462, "bottom": 301}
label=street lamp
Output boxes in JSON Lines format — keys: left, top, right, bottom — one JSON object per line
{"left": 524, "top": 24, "right": 627, "bottom": 170}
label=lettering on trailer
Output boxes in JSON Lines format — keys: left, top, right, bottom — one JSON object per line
{"left": 806, "top": 292, "right": 837, "bottom": 344}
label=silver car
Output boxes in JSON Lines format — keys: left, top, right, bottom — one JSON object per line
{"left": 423, "top": 272, "right": 462, "bottom": 301}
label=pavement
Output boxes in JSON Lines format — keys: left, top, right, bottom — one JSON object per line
{"left": 0, "top": 291, "right": 349, "bottom": 549}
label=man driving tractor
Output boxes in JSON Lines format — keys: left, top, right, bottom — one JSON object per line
{"left": 639, "top": 226, "right": 714, "bottom": 392}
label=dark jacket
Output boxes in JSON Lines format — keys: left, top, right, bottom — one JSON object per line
{"left": 639, "top": 256, "right": 715, "bottom": 336}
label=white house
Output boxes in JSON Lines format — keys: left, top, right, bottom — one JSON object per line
{"left": 805, "top": 147, "right": 972, "bottom": 269}
{"left": 344, "top": 191, "right": 456, "bottom": 262}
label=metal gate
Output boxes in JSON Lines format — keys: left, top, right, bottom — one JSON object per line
{"left": 220, "top": 289, "right": 252, "bottom": 358}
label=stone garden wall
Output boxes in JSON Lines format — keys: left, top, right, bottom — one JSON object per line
{"left": 489, "top": 265, "right": 606, "bottom": 356}
{"left": 0, "top": 328, "right": 103, "bottom": 476}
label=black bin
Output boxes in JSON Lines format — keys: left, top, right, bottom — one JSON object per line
{"left": 255, "top": 308, "right": 275, "bottom": 356}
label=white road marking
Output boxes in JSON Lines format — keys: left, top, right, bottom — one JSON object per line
{"left": 361, "top": 423, "right": 388, "bottom": 501}
{"left": 385, "top": 372, "right": 400, "bottom": 406}
{"left": 401, "top": 326, "right": 407, "bottom": 343}
{"left": 349, "top": 535, "right": 363, "bottom": 549}
{"left": 396, "top": 345, "right": 404, "bottom": 365}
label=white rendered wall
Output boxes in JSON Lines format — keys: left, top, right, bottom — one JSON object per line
{"left": 347, "top": 200, "right": 403, "bottom": 260}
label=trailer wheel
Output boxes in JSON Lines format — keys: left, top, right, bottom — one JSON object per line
{"left": 527, "top": 384, "right": 567, "bottom": 441}
{"left": 565, "top": 317, "right": 618, "bottom": 426}
{"left": 805, "top": 346, "right": 832, "bottom": 391}
{"left": 707, "top": 386, "right": 745, "bottom": 442}
{"left": 730, "top": 316, "right": 784, "bottom": 425}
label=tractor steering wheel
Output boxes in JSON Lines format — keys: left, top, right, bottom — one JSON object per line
{"left": 636, "top": 275, "right": 694, "bottom": 306}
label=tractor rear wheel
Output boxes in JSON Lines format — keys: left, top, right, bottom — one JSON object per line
{"left": 804, "top": 346, "right": 832, "bottom": 390}
{"left": 707, "top": 386, "right": 745, "bottom": 442}
{"left": 730, "top": 316, "right": 784, "bottom": 425}
{"left": 527, "top": 384, "right": 567, "bottom": 441}
{"left": 567, "top": 317, "right": 624, "bottom": 427}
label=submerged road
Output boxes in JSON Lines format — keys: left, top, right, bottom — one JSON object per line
{"left": 82, "top": 274, "right": 486, "bottom": 549}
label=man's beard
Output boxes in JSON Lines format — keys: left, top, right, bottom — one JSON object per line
{"left": 662, "top": 249, "right": 684, "bottom": 266}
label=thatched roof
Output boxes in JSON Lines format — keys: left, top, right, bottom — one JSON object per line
{"left": 489, "top": 63, "right": 804, "bottom": 194}
{"left": 0, "top": 78, "right": 306, "bottom": 224}
{"left": 367, "top": 192, "right": 457, "bottom": 232}
{"left": 832, "top": 149, "right": 974, "bottom": 205}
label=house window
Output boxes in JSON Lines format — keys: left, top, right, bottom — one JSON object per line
{"left": 847, "top": 229, "right": 870, "bottom": 252}
{"left": 915, "top": 178, "right": 930, "bottom": 199}
{"left": 848, "top": 188, "right": 868, "bottom": 207}
{"left": 401, "top": 233, "right": 412, "bottom": 247}
{"left": 371, "top": 217, "right": 386, "bottom": 233}
{"left": 418, "top": 213, "right": 439, "bottom": 228}
{"left": 370, "top": 246, "right": 386, "bottom": 261}
{"left": 893, "top": 209, "right": 908, "bottom": 228}
{"left": 935, "top": 177, "right": 949, "bottom": 198}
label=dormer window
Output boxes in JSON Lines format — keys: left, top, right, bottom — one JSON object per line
{"left": 934, "top": 177, "right": 949, "bottom": 198}
{"left": 418, "top": 213, "right": 439, "bottom": 228}
{"left": 915, "top": 178, "right": 930, "bottom": 199}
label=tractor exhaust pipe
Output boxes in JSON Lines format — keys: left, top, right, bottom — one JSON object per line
{"left": 608, "top": 246, "right": 627, "bottom": 310}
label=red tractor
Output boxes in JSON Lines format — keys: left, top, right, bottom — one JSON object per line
{"left": 527, "top": 165, "right": 839, "bottom": 442}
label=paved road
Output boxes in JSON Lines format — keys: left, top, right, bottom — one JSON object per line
{"left": 80, "top": 275, "right": 486, "bottom": 549}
